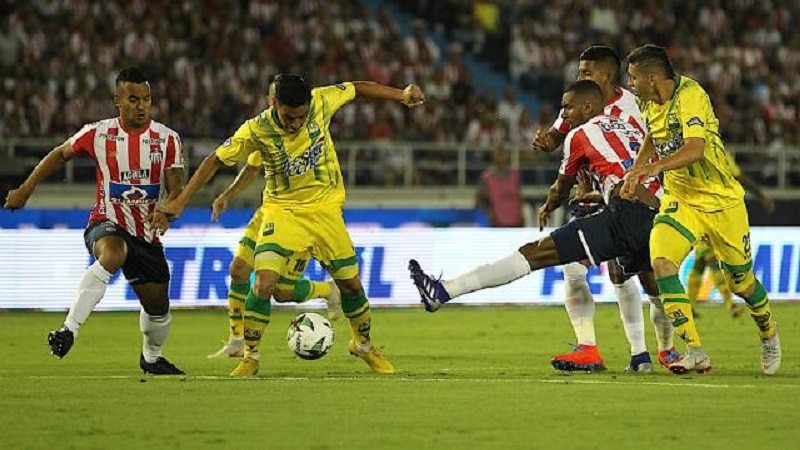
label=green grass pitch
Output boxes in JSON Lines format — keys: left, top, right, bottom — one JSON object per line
{"left": 1, "top": 303, "right": 798, "bottom": 449}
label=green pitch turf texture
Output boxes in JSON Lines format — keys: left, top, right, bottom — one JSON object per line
{"left": 1, "top": 303, "right": 798, "bottom": 450}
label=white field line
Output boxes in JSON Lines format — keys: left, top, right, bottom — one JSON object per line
{"left": 5, "top": 374, "right": 799, "bottom": 389}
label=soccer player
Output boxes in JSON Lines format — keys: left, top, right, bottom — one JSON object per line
{"left": 3, "top": 68, "right": 185, "bottom": 375}
{"left": 155, "top": 75, "right": 425, "bottom": 376}
{"left": 687, "top": 153, "right": 775, "bottom": 319}
{"left": 532, "top": 45, "right": 676, "bottom": 372}
{"left": 207, "top": 80, "right": 342, "bottom": 359}
{"left": 622, "top": 44, "right": 781, "bottom": 375}
{"left": 410, "top": 81, "right": 664, "bottom": 373}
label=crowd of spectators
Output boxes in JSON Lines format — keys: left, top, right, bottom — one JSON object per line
{"left": 2, "top": 0, "right": 800, "bottom": 186}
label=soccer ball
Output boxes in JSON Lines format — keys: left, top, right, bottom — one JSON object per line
{"left": 286, "top": 312, "right": 335, "bottom": 360}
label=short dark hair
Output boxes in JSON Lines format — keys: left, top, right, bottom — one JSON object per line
{"left": 626, "top": 44, "right": 676, "bottom": 78}
{"left": 115, "top": 67, "right": 149, "bottom": 86}
{"left": 564, "top": 80, "right": 604, "bottom": 105}
{"left": 275, "top": 74, "right": 311, "bottom": 107}
{"left": 579, "top": 45, "right": 621, "bottom": 79}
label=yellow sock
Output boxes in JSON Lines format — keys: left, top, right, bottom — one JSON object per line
{"left": 687, "top": 268, "right": 704, "bottom": 305}
{"left": 341, "top": 291, "right": 371, "bottom": 345}
{"left": 709, "top": 265, "right": 733, "bottom": 308}
{"left": 657, "top": 275, "right": 702, "bottom": 347}
{"left": 227, "top": 282, "right": 249, "bottom": 339}
{"left": 243, "top": 291, "right": 271, "bottom": 358}
{"left": 290, "top": 279, "right": 332, "bottom": 303}
{"left": 742, "top": 281, "right": 775, "bottom": 339}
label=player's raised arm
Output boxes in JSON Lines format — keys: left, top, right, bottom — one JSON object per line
{"left": 351, "top": 81, "right": 425, "bottom": 107}
{"left": 4, "top": 141, "right": 78, "bottom": 210}
{"left": 156, "top": 153, "right": 226, "bottom": 221}
{"left": 531, "top": 126, "right": 564, "bottom": 153}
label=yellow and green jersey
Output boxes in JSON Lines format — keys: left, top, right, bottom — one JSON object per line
{"left": 216, "top": 83, "right": 356, "bottom": 206}
{"left": 639, "top": 75, "right": 744, "bottom": 211}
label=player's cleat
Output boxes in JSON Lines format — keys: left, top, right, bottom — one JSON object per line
{"left": 624, "top": 352, "right": 653, "bottom": 373}
{"left": 207, "top": 338, "right": 244, "bottom": 359}
{"left": 658, "top": 347, "right": 681, "bottom": 367}
{"left": 47, "top": 326, "right": 75, "bottom": 359}
{"left": 408, "top": 259, "right": 451, "bottom": 312}
{"left": 230, "top": 356, "right": 260, "bottom": 377}
{"left": 668, "top": 349, "right": 712, "bottom": 375}
{"left": 140, "top": 354, "right": 185, "bottom": 375}
{"left": 761, "top": 325, "right": 781, "bottom": 376}
{"left": 325, "top": 280, "right": 343, "bottom": 321}
{"left": 728, "top": 303, "right": 746, "bottom": 319}
{"left": 348, "top": 340, "right": 395, "bottom": 374}
{"left": 551, "top": 344, "right": 606, "bottom": 372}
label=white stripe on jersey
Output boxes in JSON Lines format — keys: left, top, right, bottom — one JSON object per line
{"left": 553, "top": 86, "right": 643, "bottom": 134}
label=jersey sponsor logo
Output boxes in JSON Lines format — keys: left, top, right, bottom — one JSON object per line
{"left": 99, "top": 133, "right": 126, "bottom": 142}
{"left": 143, "top": 137, "right": 166, "bottom": 145}
{"left": 108, "top": 182, "right": 160, "bottom": 204}
{"left": 282, "top": 137, "right": 324, "bottom": 177}
{"left": 686, "top": 117, "right": 704, "bottom": 127}
{"left": 120, "top": 169, "right": 151, "bottom": 182}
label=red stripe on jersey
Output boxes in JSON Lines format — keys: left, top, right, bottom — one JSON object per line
{"left": 562, "top": 129, "right": 592, "bottom": 175}
{"left": 127, "top": 132, "right": 146, "bottom": 239}
{"left": 165, "top": 135, "right": 177, "bottom": 168}
{"left": 73, "top": 128, "right": 97, "bottom": 157}
{"left": 149, "top": 129, "right": 163, "bottom": 184}
{"left": 627, "top": 115, "right": 645, "bottom": 135}
{"left": 601, "top": 128, "right": 632, "bottom": 161}
{"left": 609, "top": 105, "right": 623, "bottom": 118}
{"left": 105, "top": 128, "right": 127, "bottom": 231}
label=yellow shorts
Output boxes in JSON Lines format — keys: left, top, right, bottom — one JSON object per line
{"left": 650, "top": 195, "right": 754, "bottom": 289}
{"left": 253, "top": 203, "right": 359, "bottom": 280}
{"left": 235, "top": 207, "right": 314, "bottom": 288}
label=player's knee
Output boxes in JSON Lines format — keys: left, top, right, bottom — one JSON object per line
{"left": 273, "top": 289, "right": 293, "bottom": 303}
{"left": 651, "top": 258, "right": 678, "bottom": 277}
{"left": 253, "top": 276, "right": 278, "bottom": 299}
{"left": 229, "top": 259, "right": 252, "bottom": 285}
{"left": 562, "top": 263, "right": 588, "bottom": 282}
{"left": 608, "top": 271, "right": 627, "bottom": 285}
{"left": 518, "top": 239, "right": 553, "bottom": 270}
{"left": 142, "top": 301, "right": 169, "bottom": 316}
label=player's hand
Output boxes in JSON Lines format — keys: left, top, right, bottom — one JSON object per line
{"left": 402, "top": 84, "right": 425, "bottom": 107}
{"left": 760, "top": 195, "right": 776, "bottom": 214}
{"left": 148, "top": 211, "right": 171, "bottom": 236}
{"left": 621, "top": 165, "right": 658, "bottom": 200}
{"left": 570, "top": 191, "right": 603, "bottom": 205}
{"left": 156, "top": 198, "right": 185, "bottom": 224}
{"left": 575, "top": 171, "right": 593, "bottom": 196}
{"left": 531, "top": 129, "right": 555, "bottom": 153}
{"left": 3, "top": 186, "right": 32, "bottom": 210}
{"left": 538, "top": 205, "right": 551, "bottom": 232}
{"left": 211, "top": 195, "right": 229, "bottom": 222}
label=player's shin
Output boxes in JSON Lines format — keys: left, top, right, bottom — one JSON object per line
{"left": 341, "top": 291, "right": 371, "bottom": 347}
{"left": 444, "top": 251, "right": 532, "bottom": 298}
{"left": 64, "top": 260, "right": 113, "bottom": 335}
{"left": 648, "top": 295, "right": 674, "bottom": 351}
{"left": 242, "top": 291, "right": 271, "bottom": 360}
{"left": 738, "top": 280, "right": 775, "bottom": 339}
{"left": 227, "top": 282, "right": 249, "bottom": 339}
{"left": 657, "top": 275, "right": 702, "bottom": 348}
{"left": 563, "top": 263, "right": 595, "bottom": 345}
{"left": 140, "top": 310, "right": 171, "bottom": 363}
{"left": 292, "top": 279, "right": 331, "bottom": 303}
{"left": 615, "top": 279, "right": 646, "bottom": 355}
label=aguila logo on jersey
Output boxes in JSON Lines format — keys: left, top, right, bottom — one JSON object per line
{"left": 108, "top": 182, "right": 160, "bottom": 204}
{"left": 282, "top": 136, "right": 325, "bottom": 177}
{"left": 121, "top": 169, "right": 151, "bottom": 182}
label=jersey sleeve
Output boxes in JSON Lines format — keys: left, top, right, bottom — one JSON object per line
{"left": 677, "top": 84, "right": 713, "bottom": 141}
{"left": 246, "top": 151, "right": 262, "bottom": 167}
{"left": 314, "top": 82, "right": 357, "bottom": 117}
{"left": 215, "top": 120, "right": 257, "bottom": 167}
{"left": 559, "top": 129, "right": 588, "bottom": 175}
{"left": 164, "top": 134, "right": 185, "bottom": 170}
{"left": 68, "top": 123, "right": 97, "bottom": 156}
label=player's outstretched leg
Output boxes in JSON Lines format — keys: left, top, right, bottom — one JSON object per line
{"left": 408, "top": 259, "right": 451, "bottom": 312}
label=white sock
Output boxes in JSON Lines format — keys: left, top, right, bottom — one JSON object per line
{"left": 443, "top": 251, "right": 531, "bottom": 299}
{"left": 140, "top": 310, "right": 171, "bottom": 363}
{"left": 562, "top": 263, "right": 596, "bottom": 346}
{"left": 615, "top": 278, "right": 646, "bottom": 355}
{"left": 64, "top": 260, "right": 113, "bottom": 335}
{"left": 648, "top": 295, "right": 674, "bottom": 351}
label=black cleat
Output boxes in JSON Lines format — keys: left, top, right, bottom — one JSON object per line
{"left": 47, "top": 326, "right": 74, "bottom": 359}
{"left": 140, "top": 354, "right": 185, "bottom": 375}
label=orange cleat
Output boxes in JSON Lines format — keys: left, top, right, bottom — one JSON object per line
{"left": 551, "top": 344, "right": 606, "bottom": 372}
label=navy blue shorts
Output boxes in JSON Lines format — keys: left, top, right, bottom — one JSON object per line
{"left": 84, "top": 221, "right": 170, "bottom": 285}
{"left": 551, "top": 197, "right": 656, "bottom": 276}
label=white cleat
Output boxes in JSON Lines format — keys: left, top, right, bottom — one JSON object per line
{"left": 325, "top": 280, "right": 343, "bottom": 321}
{"left": 207, "top": 338, "right": 244, "bottom": 359}
{"left": 761, "top": 325, "right": 781, "bottom": 376}
{"left": 668, "top": 348, "right": 712, "bottom": 375}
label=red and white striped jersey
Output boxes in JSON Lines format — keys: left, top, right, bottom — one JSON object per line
{"left": 560, "top": 114, "right": 660, "bottom": 203}
{"left": 553, "top": 86, "right": 645, "bottom": 136}
{"left": 68, "top": 118, "right": 184, "bottom": 244}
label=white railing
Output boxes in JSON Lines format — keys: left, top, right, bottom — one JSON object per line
{"left": 3, "top": 137, "right": 800, "bottom": 193}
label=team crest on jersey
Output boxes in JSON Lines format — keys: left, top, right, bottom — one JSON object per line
{"left": 262, "top": 223, "right": 275, "bottom": 236}
{"left": 686, "top": 117, "right": 704, "bottom": 127}
{"left": 667, "top": 114, "right": 681, "bottom": 133}
{"left": 121, "top": 169, "right": 151, "bottom": 182}
{"left": 306, "top": 121, "right": 320, "bottom": 135}
{"left": 151, "top": 149, "right": 163, "bottom": 164}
